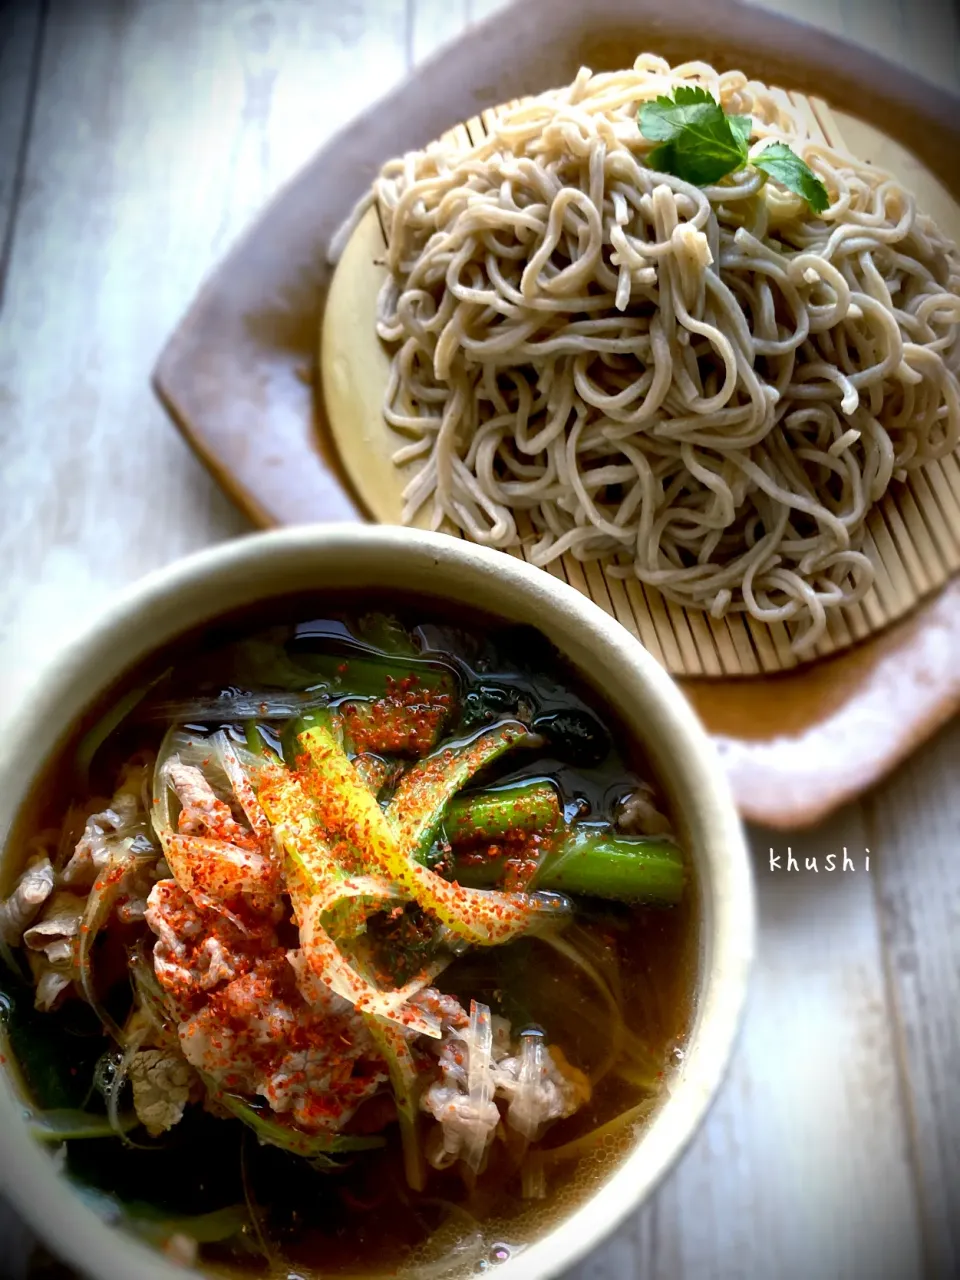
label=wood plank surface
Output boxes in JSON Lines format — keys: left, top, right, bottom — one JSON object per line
{"left": 572, "top": 814, "right": 925, "bottom": 1280}
{"left": 0, "top": 0, "right": 408, "bottom": 722}
{"left": 0, "top": 1, "right": 957, "bottom": 1278}
{"left": 0, "top": 7, "right": 49, "bottom": 1272}
{"left": 0, "top": 1, "right": 44, "bottom": 311}
{"left": 863, "top": 727, "right": 960, "bottom": 1280}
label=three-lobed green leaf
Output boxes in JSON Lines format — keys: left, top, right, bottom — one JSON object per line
{"left": 638, "top": 88, "right": 829, "bottom": 212}
{"left": 640, "top": 88, "right": 749, "bottom": 186}
{"left": 639, "top": 86, "right": 727, "bottom": 141}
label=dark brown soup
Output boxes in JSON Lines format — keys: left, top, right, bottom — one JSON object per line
{"left": 0, "top": 599, "right": 698, "bottom": 1277}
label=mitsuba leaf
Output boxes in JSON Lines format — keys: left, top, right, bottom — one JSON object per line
{"left": 672, "top": 85, "right": 716, "bottom": 106}
{"left": 728, "top": 114, "right": 752, "bottom": 147}
{"left": 638, "top": 86, "right": 716, "bottom": 140}
{"left": 639, "top": 89, "right": 748, "bottom": 185}
{"left": 638, "top": 89, "right": 828, "bottom": 211}
{"left": 752, "top": 141, "right": 830, "bottom": 213}
{"left": 646, "top": 139, "right": 742, "bottom": 187}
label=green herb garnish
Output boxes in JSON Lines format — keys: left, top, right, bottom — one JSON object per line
{"left": 638, "top": 87, "right": 829, "bottom": 212}
{"left": 641, "top": 86, "right": 751, "bottom": 186}
{"left": 751, "top": 140, "right": 830, "bottom": 213}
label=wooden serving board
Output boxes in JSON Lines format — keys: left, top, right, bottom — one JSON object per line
{"left": 152, "top": 0, "right": 960, "bottom": 828}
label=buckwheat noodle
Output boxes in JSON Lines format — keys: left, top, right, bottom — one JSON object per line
{"left": 372, "top": 55, "right": 960, "bottom": 652}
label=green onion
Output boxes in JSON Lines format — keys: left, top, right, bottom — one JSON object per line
{"left": 337, "top": 695, "right": 451, "bottom": 757}
{"left": 27, "top": 1107, "right": 140, "bottom": 1142}
{"left": 391, "top": 722, "right": 530, "bottom": 864}
{"left": 450, "top": 827, "right": 683, "bottom": 905}
{"left": 444, "top": 781, "right": 560, "bottom": 844}
{"left": 363, "top": 1015, "right": 425, "bottom": 1190}
{"left": 295, "top": 651, "right": 454, "bottom": 702}
{"left": 298, "top": 721, "right": 566, "bottom": 945}
{"left": 73, "top": 1184, "right": 250, "bottom": 1245}
{"left": 244, "top": 719, "right": 265, "bottom": 756}
{"left": 534, "top": 828, "right": 685, "bottom": 905}
{"left": 212, "top": 1086, "right": 385, "bottom": 1161}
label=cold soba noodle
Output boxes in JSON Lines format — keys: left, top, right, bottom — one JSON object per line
{"left": 372, "top": 55, "right": 960, "bottom": 652}
{"left": 0, "top": 605, "right": 696, "bottom": 1275}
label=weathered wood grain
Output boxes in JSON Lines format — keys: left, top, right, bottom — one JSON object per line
{"left": 567, "top": 812, "right": 924, "bottom": 1280}
{"left": 0, "top": 23, "right": 45, "bottom": 1274}
{"left": 0, "top": 1, "right": 45, "bottom": 311}
{"left": 863, "top": 726, "right": 960, "bottom": 1280}
{"left": 0, "top": 0, "right": 410, "bottom": 720}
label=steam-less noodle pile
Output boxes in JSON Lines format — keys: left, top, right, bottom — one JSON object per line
{"left": 374, "top": 55, "right": 960, "bottom": 651}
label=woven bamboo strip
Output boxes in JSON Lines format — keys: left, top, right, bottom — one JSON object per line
{"left": 373, "top": 90, "right": 960, "bottom": 677}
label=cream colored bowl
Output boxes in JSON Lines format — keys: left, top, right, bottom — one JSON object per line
{"left": 0, "top": 526, "right": 753, "bottom": 1280}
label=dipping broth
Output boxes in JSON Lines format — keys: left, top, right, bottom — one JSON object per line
{"left": 0, "top": 601, "right": 698, "bottom": 1277}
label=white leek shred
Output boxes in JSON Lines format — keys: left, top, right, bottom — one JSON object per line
{"left": 463, "top": 1001, "right": 496, "bottom": 1173}
{"left": 152, "top": 725, "right": 262, "bottom": 845}
{"left": 420, "top": 999, "right": 500, "bottom": 1172}
{"left": 213, "top": 732, "right": 274, "bottom": 836}
{"left": 421, "top": 999, "right": 586, "bottom": 1173}
{"left": 538, "top": 929, "right": 624, "bottom": 1086}
{"left": 507, "top": 1031, "right": 546, "bottom": 1141}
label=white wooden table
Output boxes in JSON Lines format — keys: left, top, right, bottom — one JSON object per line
{"left": 1, "top": 1, "right": 958, "bottom": 1276}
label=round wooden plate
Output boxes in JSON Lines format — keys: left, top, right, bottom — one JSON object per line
{"left": 151, "top": 0, "right": 960, "bottom": 829}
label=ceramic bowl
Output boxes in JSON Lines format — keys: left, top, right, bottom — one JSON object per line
{"left": 0, "top": 525, "right": 754, "bottom": 1280}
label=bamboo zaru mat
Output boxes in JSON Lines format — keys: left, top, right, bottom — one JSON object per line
{"left": 327, "top": 91, "right": 960, "bottom": 678}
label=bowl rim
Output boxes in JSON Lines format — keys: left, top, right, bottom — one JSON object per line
{"left": 0, "top": 525, "right": 754, "bottom": 1280}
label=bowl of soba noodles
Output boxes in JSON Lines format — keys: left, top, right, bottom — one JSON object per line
{"left": 0, "top": 526, "right": 752, "bottom": 1280}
